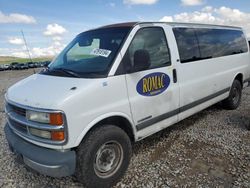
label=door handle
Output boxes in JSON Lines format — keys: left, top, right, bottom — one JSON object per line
{"left": 173, "top": 69, "right": 177, "bottom": 83}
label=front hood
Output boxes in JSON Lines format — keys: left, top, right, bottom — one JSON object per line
{"left": 6, "top": 74, "right": 97, "bottom": 109}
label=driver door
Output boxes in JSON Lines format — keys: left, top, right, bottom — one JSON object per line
{"left": 123, "top": 26, "right": 180, "bottom": 137}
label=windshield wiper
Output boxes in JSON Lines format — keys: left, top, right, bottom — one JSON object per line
{"left": 79, "top": 71, "right": 106, "bottom": 77}
{"left": 51, "top": 68, "right": 81, "bottom": 78}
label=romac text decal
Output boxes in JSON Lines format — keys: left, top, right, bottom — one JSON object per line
{"left": 136, "top": 72, "right": 170, "bottom": 96}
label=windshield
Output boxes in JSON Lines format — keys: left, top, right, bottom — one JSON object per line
{"left": 41, "top": 27, "right": 131, "bottom": 78}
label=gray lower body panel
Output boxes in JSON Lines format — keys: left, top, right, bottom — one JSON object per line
{"left": 4, "top": 124, "right": 76, "bottom": 177}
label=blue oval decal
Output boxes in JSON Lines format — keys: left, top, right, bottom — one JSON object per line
{"left": 136, "top": 72, "right": 170, "bottom": 96}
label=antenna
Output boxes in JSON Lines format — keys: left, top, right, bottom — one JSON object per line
{"left": 21, "top": 30, "right": 36, "bottom": 73}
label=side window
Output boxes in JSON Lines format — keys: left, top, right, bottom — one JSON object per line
{"left": 173, "top": 28, "right": 200, "bottom": 63}
{"left": 196, "top": 29, "right": 248, "bottom": 58}
{"left": 123, "top": 27, "right": 171, "bottom": 72}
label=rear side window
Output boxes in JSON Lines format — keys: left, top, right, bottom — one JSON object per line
{"left": 173, "top": 28, "right": 200, "bottom": 63}
{"left": 196, "top": 28, "right": 248, "bottom": 59}
{"left": 173, "top": 27, "right": 248, "bottom": 64}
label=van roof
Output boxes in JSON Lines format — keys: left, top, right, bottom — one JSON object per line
{"left": 99, "top": 22, "right": 138, "bottom": 28}
{"left": 98, "top": 21, "right": 242, "bottom": 30}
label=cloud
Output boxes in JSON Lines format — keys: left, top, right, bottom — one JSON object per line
{"left": 3, "top": 25, "right": 67, "bottom": 58}
{"left": 3, "top": 41, "right": 66, "bottom": 58}
{"left": 43, "top": 23, "right": 67, "bottom": 36}
{"left": 52, "top": 36, "right": 62, "bottom": 41}
{"left": 11, "top": 51, "right": 29, "bottom": 58}
{"left": 0, "top": 11, "right": 36, "bottom": 24}
{"left": 109, "top": 2, "right": 116, "bottom": 7}
{"left": 181, "top": 0, "right": 204, "bottom": 6}
{"left": 16, "top": 23, "right": 68, "bottom": 58}
{"left": 31, "top": 43, "right": 65, "bottom": 57}
{"left": 0, "top": 47, "right": 28, "bottom": 58}
{"left": 159, "top": 16, "right": 173, "bottom": 22}
{"left": 0, "top": 48, "right": 12, "bottom": 56}
{"left": 8, "top": 37, "right": 24, "bottom": 45}
{"left": 159, "top": 6, "right": 250, "bottom": 37}
{"left": 23, "top": 24, "right": 68, "bottom": 57}
{"left": 123, "top": 0, "right": 158, "bottom": 5}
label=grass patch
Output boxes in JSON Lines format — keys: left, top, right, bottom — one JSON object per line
{"left": 0, "top": 56, "right": 53, "bottom": 64}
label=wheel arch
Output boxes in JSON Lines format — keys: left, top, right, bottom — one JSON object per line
{"left": 74, "top": 113, "right": 136, "bottom": 147}
{"left": 233, "top": 73, "right": 243, "bottom": 87}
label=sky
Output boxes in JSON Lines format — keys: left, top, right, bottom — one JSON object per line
{"left": 1, "top": 0, "right": 250, "bottom": 58}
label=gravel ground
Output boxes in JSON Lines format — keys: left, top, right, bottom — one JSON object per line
{"left": 0, "top": 69, "right": 249, "bottom": 188}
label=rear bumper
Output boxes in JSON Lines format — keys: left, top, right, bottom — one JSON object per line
{"left": 4, "top": 124, "right": 76, "bottom": 177}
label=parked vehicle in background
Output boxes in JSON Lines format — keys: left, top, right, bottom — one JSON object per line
{"left": 34, "top": 62, "right": 38, "bottom": 68}
{"left": 23, "top": 63, "right": 29, "bottom": 69}
{"left": 27, "top": 62, "right": 36, "bottom": 68}
{"left": 4, "top": 22, "right": 250, "bottom": 188}
{"left": 37, "top": 62, "right": 43, "bottom": 67}
{"left": 0, "top": 65, "right": 4, "bottom": 71}
{"left": 0, "top": 64, "right": 10, "bottom": 71}
{"left": 15, "top": 63, "right": 25, "bottom": 70}
{"left": 15, "top": 63, "right": 29, "bottom": 70}
{"left": 9, "top": 62, "right": 19, "bottom": 70}
{"left": 38, "top": 62, "right": 45, "bottom": 67}
{"left": 41, "top": 61, "right": 50, "bottom": 67}
{"left": 3, "top": 64, "right": 10, "bottom": 70}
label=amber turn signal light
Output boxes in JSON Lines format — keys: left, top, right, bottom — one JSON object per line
{"left": 50, "top": 113, "right": 63, "bottom": 125}
{"left": 51, "top": 131, "right": 65, "bottom": 141}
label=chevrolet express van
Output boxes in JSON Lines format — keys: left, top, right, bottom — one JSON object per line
{"left": 4, "top": 22, "right": 250, "bottom": 187}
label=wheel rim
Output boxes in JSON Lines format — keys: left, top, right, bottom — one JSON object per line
{"left": 94, "top": 141, "right": 123, "bottom": 178}
{"left": 232, "top": 87, "right": 240, "bottom": 105}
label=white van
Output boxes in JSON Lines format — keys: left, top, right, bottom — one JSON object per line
{"left": 4, "top": 22, "right": 250, "bottom": 187}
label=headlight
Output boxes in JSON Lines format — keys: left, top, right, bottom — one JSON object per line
{"left": 29, "top": 127, "right": 65, "bottom": 141}
{"left": 26, "top": 110, "right": 49, "bottom": 124}
{"left": 26, "top": 110, "right": 63, "bottom": 125}
{"left": 29, "top": 127, "right": 51, "bottom": 139}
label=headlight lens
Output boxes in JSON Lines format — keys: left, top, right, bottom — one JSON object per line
{"left": 29, "top": 127, "right": 51, "bottom": 139}
{"left": 26, "top": 110, "right": 50, "bottom": 124}
{"left": 26, "top": 110, "right": 63, "bottom": 125}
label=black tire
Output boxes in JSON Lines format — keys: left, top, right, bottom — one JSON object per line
{"left": 75, "top": 125, "right": 132, "bottom": 188}
{"left": 246, "top": 120, "right": 250, "bottom": 130}
{"left": 222, "top": 79, "right": 242, "bottom": 110}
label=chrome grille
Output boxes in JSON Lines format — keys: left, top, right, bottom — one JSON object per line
{"left": 8, "top": 118, "right": 27, "bottom": 134}
{"left": 8, "top": 103, "right": 26, "bottom": 116}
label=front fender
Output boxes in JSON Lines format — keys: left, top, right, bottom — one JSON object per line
{"left": 74, "top": 112, "right": 136, "bottom": 147}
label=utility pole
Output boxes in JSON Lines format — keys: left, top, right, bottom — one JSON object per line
{"left": 21, "top": 30, "right": 33, "bottom": 63}
{"left": 21, "top": 30, "right": 36, "bottom": 73}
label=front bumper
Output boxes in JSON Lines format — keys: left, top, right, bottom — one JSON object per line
{"left": 4, "top": 124, "right": 76, "bottom": 177}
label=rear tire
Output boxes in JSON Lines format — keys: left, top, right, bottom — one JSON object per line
{"left": 75, "top": 125, "right": 132, "bottom": 188}
{"left": 222, "top": 79, "right": 242, "bottom": 110}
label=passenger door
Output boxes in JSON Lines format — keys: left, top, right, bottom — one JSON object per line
{"left": 173, "top": 27, "right": 222, "bottom": 120}
{"left": 123, "top": 26, "right": 179, "bottom": 137}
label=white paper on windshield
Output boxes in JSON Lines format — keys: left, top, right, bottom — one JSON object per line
{"left": 90, "top": 48, "right": 112, "bottom": 58}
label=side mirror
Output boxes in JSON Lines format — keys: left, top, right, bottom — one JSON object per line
{"left": 133, "top": 49, "right": 150, "bottom": 72}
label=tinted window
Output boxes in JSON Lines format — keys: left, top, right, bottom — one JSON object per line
{"left": 196, "top": 29, "right": 248, "bottom": 59}
{"left": 173, "top": 27, "right": 248, "bottom": 64}
{"left": 173, "top": 28, "right": 200, "bottom": 63}
{"left": 122, "top": 27, "right": 171, "bottom": 72}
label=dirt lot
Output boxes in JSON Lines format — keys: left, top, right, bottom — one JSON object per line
{"left": 0, "top": 69, "right": 249, "bottom": 187}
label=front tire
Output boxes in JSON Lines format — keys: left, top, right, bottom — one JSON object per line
{"left": 75, "top": 125, "right": 132, "bottom": 188}
{"left": 222, "top": 79, "right": 242, "bottom": 110}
